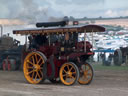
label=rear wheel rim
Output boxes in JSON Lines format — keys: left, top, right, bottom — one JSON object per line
{"left": 23, "top": 52, "right": 45, "bottom": 84}
{"left": 60, "top": 63, "right": 79, "bottom": 85}
{"left": 78, "top": 63, "right": 93, "bottom": 85}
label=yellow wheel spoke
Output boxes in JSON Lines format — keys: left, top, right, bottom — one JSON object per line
{"left": 28, "top": 70, "right": 34, "bottom": 75}
{"left": 27, "top": 66, "right": 33, "bottom": 69}
{"left": 39, "top": 70, "right": 43, "bottom": 76}
{"left": 70, "top": 75, "right": 75, "bottom": 79}
{"left": 37, "top": 58, "right": 42, "bottom": 64}
{"left": 86, "top": 67, "right": 91, "bottom": 71}
{"left": 32, "top": 71, "right": 35, "bottom": 79}
{"left": 40, "top": 61, "right": 44, "bottom": 66}
{"left": 40, "top": 63, "right": 43, "bottom": 66}
{"left": 85, "top": 76, "right": 90, "bottom": 80}
{"left": 32, "top": 56, "right": 35, "bottom": 64}
{"left": 63, "top": 69, "right": 67, "bottom": 73}
{"left": 72, "top": 72, "right": 76, "bottom": 74}
{"left": 81, "top": 70, "right": 84, "bottom": 73}
{"left": 35, "top": 54, "right": 38, "bottom": 64}
{"left": 67, "top": 65, "right": 70, "bottom": 71}
{"left": 35, "top": 73, "right": 38, "bottom": 81}
{"left": 87, "top": 73, "right": 92, "bottom": 76}
{"left": 83, "top": 75, "right": 87, "bottom": 79}
{"left": 37, "top": 71, "right": 41, "bottom": 79}
{"left": 69, "top": 67, "right": 73, "bottom": 72}
{"left": 27, "top": 60, "right": 33, "bottom": 65}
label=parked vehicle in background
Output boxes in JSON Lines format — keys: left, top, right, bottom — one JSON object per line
{"left": 0, "top": 35, "right": 24, "bottom": 70}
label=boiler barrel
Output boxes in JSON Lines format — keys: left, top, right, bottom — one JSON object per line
{"left": 36, "top": 21, "right": 67, "bottom": 27}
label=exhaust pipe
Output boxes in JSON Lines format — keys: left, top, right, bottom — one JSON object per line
{"left": 0, "top": 25, "right": 3, "bottom": 37}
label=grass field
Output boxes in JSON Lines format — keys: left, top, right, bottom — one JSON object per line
{"left": 92, "top": 62, "right": 128, "bottom": 71}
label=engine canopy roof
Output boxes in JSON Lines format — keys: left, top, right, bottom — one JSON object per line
{"left": 13, "top": 24, "right": 105, "bottom": 35}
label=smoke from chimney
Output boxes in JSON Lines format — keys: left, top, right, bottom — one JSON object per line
{"left": 0, "top": 0, "right": 64, "bottom": 24}
{"left": 15, "top": 0, "right": 64, "bottom": 23}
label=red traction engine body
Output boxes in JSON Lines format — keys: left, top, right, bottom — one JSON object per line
{"left": 13, "top": 21, "right": 105, "bottom": 85}
{"left": 38, "top": 40, "right": 93, "bottom": 78}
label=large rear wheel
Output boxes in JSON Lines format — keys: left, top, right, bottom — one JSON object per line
{"left": 113, "top": 49, "right": 122, "bottom": 66}
{"left": 23, "top": 51, "right": 46, "bottom": 84}
{"left": 78, "top": 63, "right": 93, "bottom": 85}
{"left": 59, "top": 62, "right": 79, "bottom": 86}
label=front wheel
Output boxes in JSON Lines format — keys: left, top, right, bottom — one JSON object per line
{"left": 59, "top": 62, "right": 79, "bottom": 86}
{"left": 78, "top": 63, "right": 94, "bottom": 85}
{"left": 23, "top": 51, "right": 46, "bottom": 84}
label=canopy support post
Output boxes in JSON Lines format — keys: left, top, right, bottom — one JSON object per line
{"left": 49, "top": 35, "right": 51, "bottom": 46}
{"left": 25, "top": 35, "right": 28, "bottom": 51}
{"left": 84, "top": 30, "right": 86, "bottom": 52}
{"left": 91, "top": 29, "right": 94, "bottom": 51}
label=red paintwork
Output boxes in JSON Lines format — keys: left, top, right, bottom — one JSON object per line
{"left": 76, "top": 41, "right": 92, "bottom": 52}
{"left": 24, "top": 41, "right": 93, "bottom": 78}
{"left": 2, "top": 61, "right": 6, "bottom": 71}
{"left": 37, "top": 41, "right": 93, "bottom": 78}
{"left": 47, "top": 59, "right": 67, "bottom": 78}
{"left": 8, "top": 61, "right": 11, "bottom": 71}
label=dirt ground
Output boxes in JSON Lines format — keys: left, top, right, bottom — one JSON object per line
{"left": 0, "top": 68, "right": 128, "bottom": 96}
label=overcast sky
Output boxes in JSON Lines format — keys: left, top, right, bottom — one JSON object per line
{"left": 0, "top": 0, "right": 128, "bottom": 20}
{"left": 0, "top": 0, "right": 128, "bottom": 44}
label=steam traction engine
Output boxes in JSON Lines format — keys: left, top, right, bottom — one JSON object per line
{"left": 13, "top": 21, "right": 105, "bottom": 85}
{"left": 0, "top": 35, "right": 23, "bottom": 70}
